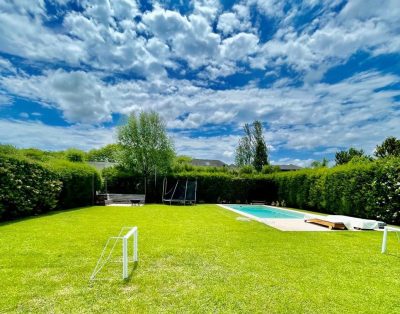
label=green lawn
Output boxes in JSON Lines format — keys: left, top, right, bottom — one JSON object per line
{"left": 1, "top": 205, "right": 399, "bottom": 313}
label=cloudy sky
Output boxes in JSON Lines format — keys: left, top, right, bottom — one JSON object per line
{"left": 0, "top": 0, "right": 399, "bottom": 166}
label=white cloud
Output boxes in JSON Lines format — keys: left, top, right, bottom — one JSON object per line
{"left": 0, "top": 69, "right": 112, "bottom": 124}
{"left": 221, "top": 33, "right": 259, "bottom": 60}
{"left": 0, "top": 119, "right": 115, "bottom": 151}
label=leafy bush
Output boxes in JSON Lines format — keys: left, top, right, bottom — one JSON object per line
{"left": 0, "top": 155, "right": 62, "bottom": 220}
{"left": 46, "top": 160, "right": 101, "bottom": 209}
{"left": 65, "top": 148, "right": 87, "bottom": 162}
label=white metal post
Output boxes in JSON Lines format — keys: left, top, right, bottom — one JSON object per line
{"left": 382, "top": 226, "right": 388, "bottom": 253}
{"left": 123, "top": 237, "right": 128, "bottom": 279}
{"left": 134, "top": 229, "right": 138, "bottom": 262}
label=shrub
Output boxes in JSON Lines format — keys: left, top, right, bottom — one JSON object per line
{"left": 46, "top": 160, "right": 101, "bottom": 209}
{"left": 0, "top": 154, "right": 62, "bottom": 220}
{"left": 65, "top": 148, "right": 86, "bottom": 162}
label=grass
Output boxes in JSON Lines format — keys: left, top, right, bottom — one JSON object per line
{"left": 1, "top": 205, "right": 400, "bottom": 313}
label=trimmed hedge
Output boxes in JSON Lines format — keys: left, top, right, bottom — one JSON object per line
{"left": 0, "top": 155, "right": 62, "bottom": 220}
{"left": 45, "top": 160, "right": 101, "bottom": 209}
{"left": 269, "top": 159, "right": 400, "bottom": 224}
{"left": 103, "top": 167, "right": 277, "bottom": 203}
{"left": 104, "top": 160, "right": 400, "bottom": 224}
{"left": 0, "top": 155, "right": 101, "bottom": 221}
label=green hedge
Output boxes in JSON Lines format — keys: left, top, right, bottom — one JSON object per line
{"left": 102, "top": 168, "right": 277, "bottom": 203}
{"left": 45, "top": 160, "right": 101, "bottom": 209}
{"left": 101, "top": 160, "right": 400, "bottom": 224}
{"left": 0, "top": 155, "right": 62, "bottom": 220}
{"left": 269, "top": 159, "right": 400, "bottom": 224}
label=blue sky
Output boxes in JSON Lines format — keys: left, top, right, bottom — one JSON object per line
{"left": 0, "top": 0, "right": 399, "bottom": 166}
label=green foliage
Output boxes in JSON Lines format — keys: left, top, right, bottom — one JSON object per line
{"left": 0, "top": 144, "right": 19, "bottom": 156}
{"left": 235, "top": 123, "right": 253, "bottom": 167}
{"left": 46, "top": 159, "right": 101, "bottom": 209}
{"left": 104, "top": 166, "right": 276, "bottom": 203}
{"left": 335, "top": 147, "right": 369, "bottom": 165}
{"left": 375, "top": 136, "right": 400, "bottom": 158}
{"left": 0, "top": 155, "right": 62, "bottom": 220}
{"left": 269, "top": 159, "right": 400, "bottom": 224}
{"left": 252, "top": 121, "right": 268, "bottom": 171}
{"left": 87, "top": 144, "right": 121, "bottom": 162}
{"left": 261, "top": 165, "right": 280, "bottom": 174}
{"left": 310, "top": 158, "right": 329, "bottom": 168}
{"left": 117, "top": 111, "right": 175, "bottom": 177}
{"left": 239, "top": 165, "right": 255, "bottom": 174}
{"left": 65, "top": 148, "right": 87, "bottom": 162}
{"left": 235, "top": 121, "right": 269, "bottom": 171}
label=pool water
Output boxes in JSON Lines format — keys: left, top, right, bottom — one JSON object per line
{"left": 228, "top": 205, "right": 304, "bottom": 219}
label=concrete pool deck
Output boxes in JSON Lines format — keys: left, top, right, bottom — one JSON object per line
{"left": 218, "top": 204, "right": 336, "bottom": 232}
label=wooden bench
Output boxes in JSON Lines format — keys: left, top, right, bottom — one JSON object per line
{"left": 306, "top": 218, "right": 346, "bottom": 230}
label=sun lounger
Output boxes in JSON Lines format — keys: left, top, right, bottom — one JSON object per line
{"left": 304, "top": 214, "right": 346, "bottom": 230}
{"left": 304, "top": 214, "right": 380, "bottom": 230}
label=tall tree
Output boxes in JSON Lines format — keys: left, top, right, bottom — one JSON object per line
{"left": 117, "top": 111, "right": 175, "bottom": 193}
{"left": 252, "top": 121, "right": 268, "bottom": 171}
{"left": 235, "top": 121, "right": 269, "bottom": 171}
{"left": 335, "top": 147, "right": 367, "bottom": 165}
{"left": 375, "top": 136, "right": 400, "bottom": 158}
{"left": 235, "top": 123, "right": 253, "bottom": 167}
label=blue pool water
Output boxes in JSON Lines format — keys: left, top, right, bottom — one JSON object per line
{"left": 228, "top": 205, "right": 304, "bottom": 219}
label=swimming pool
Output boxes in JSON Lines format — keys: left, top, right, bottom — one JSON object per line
{"left": 227, "top": 204, "right": 305, "bottom": 219}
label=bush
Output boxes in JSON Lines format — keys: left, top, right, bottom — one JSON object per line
{"left": 45, "top": 160, "right": 101, "bottom": 209}
{"left": 0, "top": 155, "right": 62, "bottom": 220}
{"left": 65, "top": 148, "right": 86, "bottom": 162}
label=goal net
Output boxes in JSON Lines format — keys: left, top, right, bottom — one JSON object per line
{"left": 90, "top": 226, "right": 138, "bottom": 280}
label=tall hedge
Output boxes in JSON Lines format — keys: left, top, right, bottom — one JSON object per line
{"left": 0, "top": 155, "right": 62, "bottom": 220}
{"left": 45, "top": 160, "right": 101, "bottom": 209}
{"left": 269, "top": 159, "right": 400, "bottom": 224}
{"left": 103, "top": 167, "right": 277, "bottom": 204}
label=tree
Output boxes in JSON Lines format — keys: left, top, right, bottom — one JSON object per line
{"left": 310, "top": 158, "right": 329, "bottom": 168}
{"left": 335, "top": 147, "right": 367, "bottom": 165}
{"left": 375, "top": 136, "right": 400, "bottom": 158}
{"left": 252, "top": 121, "right": 268, "bottom": 171}
{"left": 235, "top": 123, "right": 253, "bottom": 167}
{"left": 87, "top": 144, "right": 121, "bottom": 162}
{"left": 235, "top": 121, "right": 269, "bottom": 171}
{"left": 117, "top": 111, "right": 175, "bottom": 193}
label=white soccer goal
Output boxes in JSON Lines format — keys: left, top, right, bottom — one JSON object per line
{"left": 381, "top": 226, "right": 400, "bottom": 253}
{"left": 90, "top": 226, "right": 138, "bottom": 280}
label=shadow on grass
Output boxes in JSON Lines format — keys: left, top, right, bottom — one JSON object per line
{"left": 0, "top": 205, "right": 96, "bottom": 227}
{"left": 89, "top": 261, "right": 139, "bottom": 286}
{"left": 123, "top": 261, "right": 139, "bottom": 283}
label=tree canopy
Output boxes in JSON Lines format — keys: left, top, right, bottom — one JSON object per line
{"left": 235, "top": 121, "right": 269, "bottom": 171}
{"left": 375, "top": 136, "right": 400, "bottom": 158}
{"left": 335, "top": 147, "right": 369, "bottom": 165}
{"left": 117, "top": 111, "right": 175, "bottom": 178}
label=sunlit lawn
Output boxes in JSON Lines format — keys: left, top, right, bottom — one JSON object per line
{"left": 1, "top": 205, "right": 399, "bottom": 313}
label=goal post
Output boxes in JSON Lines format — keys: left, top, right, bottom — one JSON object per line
{"left": 90, "top": 226, "right": 138, "bottom": 281}
{"left": 381, "top": 226, "right": 400, "bottom": 253}
{"left": 122, "top": 226, "right": 138, "bottom": 279}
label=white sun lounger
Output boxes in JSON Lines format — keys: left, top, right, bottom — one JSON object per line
{"left": 304, "top": 214, "right": 380, "bottom": 230}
